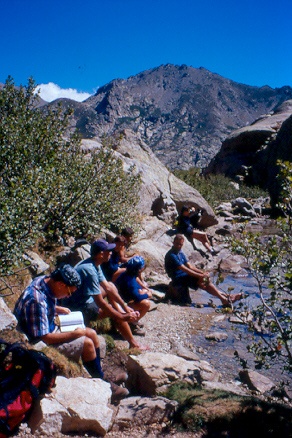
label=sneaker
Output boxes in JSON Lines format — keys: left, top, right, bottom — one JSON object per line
{"left": 211, "top": 247, "right": 220, "bottom": 255}
{"left": 131, "top": 326, "right": 146, "bottom": 336}
{"left": 112, "top": 371, "right": 128, "bottom": 385}
{"left": 130, "top": 321, "right": 144, "bottom": 328}
{"left": 110, "top": 382, "right": 129, "bottom": 404}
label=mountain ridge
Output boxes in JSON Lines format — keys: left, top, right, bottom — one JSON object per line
{"left": 45, "top": 64, "right": 292, "bottom": 169}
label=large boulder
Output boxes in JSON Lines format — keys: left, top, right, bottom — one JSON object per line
{"left": 205, "top": 100, "right": 292, "bottom": 194}
{"left": 82, "top": 129, "right": 217, "bottom": 228}
{"left": 126, "top": 352, "right": 221, "bottom": 396}
{"left": 112, "top": 396, "right": 178, "bottom": 431}
{"left": 0, "top": 298, "right": 18, "bottom": 331}
{"left": 29, "top": 376, "right": 114, "bottom": 436}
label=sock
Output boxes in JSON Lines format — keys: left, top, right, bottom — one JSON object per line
{"left": 83, "top": 348, "right": 104, "bottom": 379}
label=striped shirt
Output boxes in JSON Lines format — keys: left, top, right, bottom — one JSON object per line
{"left": 14, "top": 276, "right": 56, "bottom": 341}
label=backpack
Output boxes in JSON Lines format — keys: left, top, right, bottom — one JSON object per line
{"left": 0, "top": 339, "right": 56, "bottom": 438}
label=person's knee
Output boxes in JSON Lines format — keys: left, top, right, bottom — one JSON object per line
{"left": 83, "top": 337, "right": 96, "bottom": 357}
{"left": 85, "top": 328, "right": 99, "bottom": 346}
{"left": 105, "top": 282, "right": 118, "bottom": 298}
{"left": 142, "top": 299, "right": 151, "bottom": 311}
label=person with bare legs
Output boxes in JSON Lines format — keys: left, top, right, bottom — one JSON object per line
{"left": 165, "top": 235, "right": 244, "bottom": 307}
{"left": 176, "top": 206, "right": 217, "bottom": 255}
{"left": 64, "top": 239, "right": 149, "bottom": 351}
{"left": 115, "top": 256, "right": 152, "bottom": 336}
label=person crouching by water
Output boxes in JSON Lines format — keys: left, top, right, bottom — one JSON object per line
{"left": 176, "top": 205, "right": 218, "bottom": 255}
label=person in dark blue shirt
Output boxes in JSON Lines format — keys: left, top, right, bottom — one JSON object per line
{"left": 101, "top": 235, "right": 127, "bottom": 282}
{"left": 177, "top": 206, "right": 217, "bottom": 255}
{"left": 165, "top": 234, "right": 244, "bottom": 307}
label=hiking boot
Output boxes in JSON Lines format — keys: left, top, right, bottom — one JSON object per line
{"left": 110, "top": 382, "right": 129, "bottom": 404}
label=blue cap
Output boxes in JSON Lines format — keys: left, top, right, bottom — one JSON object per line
{"left": 126, "top": 256, "right": 145, "bottom": 274}
{"left": 91, "top": 239, "right": 116, "bottom": 256}
{"left": 51, "top": 264, "right": 81, "bottom": 287}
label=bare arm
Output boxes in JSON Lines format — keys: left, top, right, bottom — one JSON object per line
{"left": 94, "top": 290, "right": 139, "bottom": 322}
{"left": 41, "top": 327, "right": 87, "bottom": 345}
{"left": 118, "top": 247, "right": 130, "bottom": 264}
{"left": 179, "top": 263, "right": 209, "bottom": 282}
{"left": 118, "top": 247, "right": 137, "bottom": 264}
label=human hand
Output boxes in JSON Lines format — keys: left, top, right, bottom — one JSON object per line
{"left": 123, "top": 310, "right": 140, "bottom": 323}
{"left": 72, "top": 327, "right": 86, "bottom": 338}
{"left": 147, "top": 289, "right": 153, "bottom": 298}
{"left": 56, "top": 306, "right": 71, "bottom": 315}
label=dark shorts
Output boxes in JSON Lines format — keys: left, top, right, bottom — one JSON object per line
{"left": 173, "top": 275, "right": 199, "bottom": 290}
{"left": 83, "top": 301, "right": 100, "bottom": 324}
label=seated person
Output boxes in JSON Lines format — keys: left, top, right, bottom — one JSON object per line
{"left": 115, "top": 256, "right": 152, "bottom": 334}
{"left": 165, "top": 234, "right": 244, "bottom": 307}
{"left": 176, "top": 205, "right": 217, "bottom": 255}
{"left": 13, "top": 264, "right": 104, "bottom": 379}
{"left": 120, "top": 227, "right": 137, "bottom": 262}
{"left": 101, "top": 235, "right": 127, "bottom": 282}
{"left": 121, "top": 227, "right": 134, "bottom": 249}
{"left": 64, "top": 239, "right": 149, "bottom": 351}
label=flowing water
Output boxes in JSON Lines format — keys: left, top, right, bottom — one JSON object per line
{"left": 189, "top": 273, "right": 291, "bottom": 387}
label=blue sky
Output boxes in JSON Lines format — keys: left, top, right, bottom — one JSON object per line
{"left": 1, "top": 0, "right": 291, "bottom": 101}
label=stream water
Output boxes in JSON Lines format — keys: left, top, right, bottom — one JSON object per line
{"left": 189, "top": 273, "right": 291, "bottom": 388}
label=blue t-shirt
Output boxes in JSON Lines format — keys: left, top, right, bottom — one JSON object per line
{"left": 101, "top": 250, "right": 121, "bottom": 281}
{"left": 164, "top": 248, "right": 188, "bottom": 280}
{"left": 64, "top": 258, "right": 105, "bottom": 310}
{"left": 177, "top": 216, "right": 193, "bottom": 236}
{"left": 115, "top": 272, "right": 149, "bottom": 303}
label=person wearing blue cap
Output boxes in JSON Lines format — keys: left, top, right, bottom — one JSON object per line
{"left": 115, "top": 256, "right": 152, "bottom": 334}
{"left": 65, "top": 239, "right": 149, "bottom": 351}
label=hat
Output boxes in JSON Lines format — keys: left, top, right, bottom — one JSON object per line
{"left": 126, "top": 256, "right": 145, "bottom": 274}
{"left": 91, "top": 239, "right": 116, "bottom": 256}
{"left": 51, "top": 264, "right": 81, "bottom": 287}
{"left": 180, "top": 205, "right": 190, "bottom": 214}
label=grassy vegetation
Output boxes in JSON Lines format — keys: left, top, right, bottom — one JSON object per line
{"left": 164, "top": 382, "right": 292, "bottom": 436}
{"left": 173, "top": 167, "right": 268, "bottom": 208}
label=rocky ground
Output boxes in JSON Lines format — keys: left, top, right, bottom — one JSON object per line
{"left": 13, "top": 207, "right": 292, "bottom": 437}
{"left": 15, "top": 302, "right": 205, "bottom": 438}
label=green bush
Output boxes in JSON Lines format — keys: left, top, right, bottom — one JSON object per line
{"left": 173, "top": 168, "right": 268, "bottom": 208}
{"left": 229, "top": 161, "right": 292, "bottom": 373}
{"left": 0, "top": 77, "right": 141, "bottom": 276}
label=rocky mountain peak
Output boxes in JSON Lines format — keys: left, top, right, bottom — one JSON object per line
{"left": 46, "top": 64, "right": 292, "bottom": 170}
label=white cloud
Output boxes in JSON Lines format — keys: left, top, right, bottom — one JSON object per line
{"left": 35, "top": 82, "right": 92, "bottom": 102}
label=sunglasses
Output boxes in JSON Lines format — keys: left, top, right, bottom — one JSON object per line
{"left": 66, "top": 286, "right": 76, "bottom": 297}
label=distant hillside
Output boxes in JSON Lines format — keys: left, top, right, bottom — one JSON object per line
{"left": 46, "top": 64, "right": 292, "bottom": 170}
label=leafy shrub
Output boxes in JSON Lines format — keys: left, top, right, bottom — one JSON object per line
{"left": 0, "top": 77, "right": 141, "bottom": 276}
{"left": 229, "top": 161, "right": 292, "bottom": 373}
{"left": 173, "top": 167, "right": 268, "bottom": 208}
